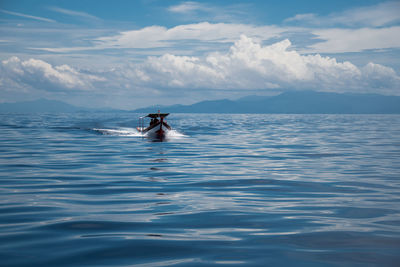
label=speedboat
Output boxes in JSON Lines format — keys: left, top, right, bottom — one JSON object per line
{"left": 137, "top": 112, "right": 172, "bottom": 140}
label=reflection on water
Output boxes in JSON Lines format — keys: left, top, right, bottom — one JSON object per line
{"left": 0, "top": 113, "right": 400, "bottom": 266}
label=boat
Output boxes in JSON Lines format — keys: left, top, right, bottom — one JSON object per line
{"left": 137, "top": 111, "right": 172, "bottom": 140}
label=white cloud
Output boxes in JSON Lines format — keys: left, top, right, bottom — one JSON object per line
{"left": 309, "top": 26, "right": 400, "bottom": 53}
{"left": 38, "top": 22, "right": 284, "bottom": 53}
{"left": 49, "top": 7, "right": 101, "bottom": 22}
{"left": 31, "top": 18, "right": 400, "bottom": 57}
{"left": 0, "top": 9, "right": 56, "bottom": 23}
{"left": 131, "top": 35, "right": 400, "bottom": 93}
{"left": 283, "top": 1, "right": 400, "bottom": 54}
{"left": 339, "top": 1, "right": 400, "bottom": 27}
{"left": 362, "top": 62, "right": 400, "bottom": 89}
{"left": 1, "top": 56, "right": 104, "bottom": 92}
{"left": 167, "top": 1, "right": 248, "bottom": 23}
{"left": 285, "top": 1, "right": 400, "bottom": 27}
{"left": 168, "top": 1, "right": 208, "bottom": 14}
{"left": 285, "top": 13, "right": 316, "bottom": 24}
{"left": 3, "top": 36, "right": 399, "bottom": 99}
{"left": 94, "top": 22, "right": 283, "bottom": 51}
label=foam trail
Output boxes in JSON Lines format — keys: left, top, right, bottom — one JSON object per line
{"left": 93, "top": 127, "right": 143, "bottom": 137}
{"left": 142, "top": 129, "right": 186, "bottom": 140}
{"left": 166, "top": 129, "right": 186, "bottom": 138}
{"left": 93, "top": 127, "right": 186, "bottom": 140}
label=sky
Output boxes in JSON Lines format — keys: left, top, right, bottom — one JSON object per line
{"left": 0, "top": 0, "right": 399, "bottom": 109}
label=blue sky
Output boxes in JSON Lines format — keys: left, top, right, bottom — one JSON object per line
{"left": 0, "top": 0, "right": 399, "bottom": 109}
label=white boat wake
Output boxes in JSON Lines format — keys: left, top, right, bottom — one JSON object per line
{"left": 164, "top": 129, "right": 186, "bottom": 138}
{"left": 93, "top": 127, "right": 186, "bottom": 139}
{"left": 93, "top": 127, "right": 142, "bottom": 136}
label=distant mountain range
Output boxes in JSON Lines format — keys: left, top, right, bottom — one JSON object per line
{"left": 134, "top": 91, "right": 400, "bottom": 114}
{"left": 1, "top": 91, "right": 400, "bottom": 114}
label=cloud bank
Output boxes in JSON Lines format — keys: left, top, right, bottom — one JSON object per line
{"left": 131, "top": 35, "right": 400, "bottom": 94}
{"left": 3, "top": 36, "right": 399, "bottom": 97}
{"left": 35, "top": 20, "right": 400, "bottom": 56}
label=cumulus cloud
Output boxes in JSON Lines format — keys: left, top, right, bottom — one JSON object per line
{"left": 3, "top": 36, "right": 399, "bottom": 97}
{"left": 362, "top": 62, "right": 400, "bottom": 89}
{"left": 1, "top": 56, "right": 104, "bottom": 92}
{"left": 130, "top": 35, "right": 400, "bottom": 93}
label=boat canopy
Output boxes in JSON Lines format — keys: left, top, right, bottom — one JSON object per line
{"left": 146, "top": 113, "right": 169, "bottom": 119}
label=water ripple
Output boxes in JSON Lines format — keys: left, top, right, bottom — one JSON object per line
{"left": 1, "top": 113, "right": 400, "bottom": 266}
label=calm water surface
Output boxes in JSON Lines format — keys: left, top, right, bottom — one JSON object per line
{"left": 1, "top": 113, "right": 400, "bottom": 266}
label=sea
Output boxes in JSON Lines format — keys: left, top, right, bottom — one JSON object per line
{"left": 1, "top": 112, "right": 400, "bottom": 266}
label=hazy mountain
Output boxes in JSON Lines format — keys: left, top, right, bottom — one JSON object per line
{"left": 134, "top": 91, "right": 400, "bottom": 114}
{"left": 2, "top": 91, "right": 400, "bottom": 114}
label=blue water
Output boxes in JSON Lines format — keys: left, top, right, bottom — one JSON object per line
{"left": 1, "top": 113, "right": 400, "bottom": 266}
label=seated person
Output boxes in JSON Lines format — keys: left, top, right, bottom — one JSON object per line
{"left": 149, "top": 118, "right": 159, "bottom": 127}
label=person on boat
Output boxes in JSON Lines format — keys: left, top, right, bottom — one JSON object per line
{"left": 149, "top": 118, "right": 159, "bottom": 127}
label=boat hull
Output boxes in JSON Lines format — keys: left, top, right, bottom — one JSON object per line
{"left": 138, "top": 122, "right": 170, "bottom": 140}
{"left": 145, "top": 125, "right": 169, "bottom": 139}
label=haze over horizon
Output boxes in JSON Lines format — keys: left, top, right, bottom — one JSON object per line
{"left": 1, "top": 0, "right": 399, "bottom": 109}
